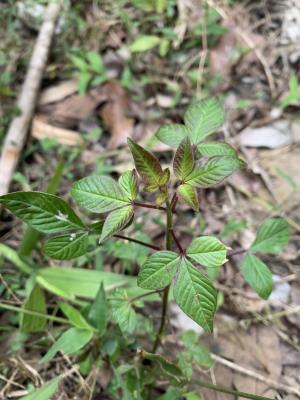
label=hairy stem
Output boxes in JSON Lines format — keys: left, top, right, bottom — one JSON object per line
{"left": 152, "top": 199, "right": 173, "bottom": 353}
{"left": 191, "top": 379, "right": 273, "bottom": 400}
{"left": 114, "top": 234, "right": 161, "bottom": 251}
{"left": 133, "top": 201, "right": 166, "bottom": 211}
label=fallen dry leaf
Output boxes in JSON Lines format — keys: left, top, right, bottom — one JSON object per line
{"left": 38, "top": 80, "right": 78, "bottom": 106}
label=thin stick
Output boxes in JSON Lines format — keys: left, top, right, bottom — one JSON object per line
{"left": 171, "top": 230, "right": 184, "bottom": 255}
{"left": 0, "top": 2, "right": 61, "bottom": 197}
{"left": 133, "top": 201, "right": 166, "bottom": 211}
{"left": 113, "top": 234, "right": 161, "bottom": 251}
{"left": 228, "top": 248, "right": 247, "bottom": 257}
{"left": 211, "top": 353, "right": 300, "bottom": 397}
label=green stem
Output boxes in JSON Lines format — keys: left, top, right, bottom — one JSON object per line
{"left": 152, "top": 199, "right": 173, "bottom": 353}
{"left": 191, "top": 379, "right": 273, "bottom": 400}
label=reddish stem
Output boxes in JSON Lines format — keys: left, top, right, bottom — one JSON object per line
{"left": 228, "top": 248, "right": 247, "bottom": 257}
{"left": 171, "top": 230, "right": 185, "bottom": 255}
{"left": 171, "top": 195, "right": 178, "bottom": 212}
{"left": 114, "top": 234, "right": 161, "bottom": 251}
{"left": 133, "top": 201, "right": 166, "bottom": 211}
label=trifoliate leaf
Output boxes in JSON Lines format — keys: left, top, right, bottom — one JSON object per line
{"left": 155, "top": 124, "right": 188, "bottom": 148}
{"left": 184, "top": 97, "right": 225, "bottom": 144}
{"left": 44, "top": 233, "right": 88, "bottom": 260}
{"left": 177, "top": 184, "right": 199, "bottom": 211}
{"left": 127, "top": 138, "right": 163, "bottom": 185}
{"left": 0, "top": 192, "right": 84, "bottom": 233}
{"left": 241, "top": 253, "right": 273, "bottom": 299}
{"left": 118, "top": 170, "right": 138, "bottom": 201}
{"left": 185, "top": 157, "right": 245, "bottom": 188}
{"left": 186, "top": 236, "right": 227, "bottom": 268}
{"left": 137, "top": 251, "right": 179, "bottom": 290}
{"left": 197, "top": 141, "right": 238, "bottom": 157}
{"left": 173, "top": 258, "right": 217, "bottom": 332}
{"left": 250, "top": 218, "right": 290, "bottom": 254}
{"left": 173, "top": 137, "right": 194, "bottom": 180}
{"left": 71, "top": 176, "right": 130, "bottom": 213}
{"left": 99, "top": 205, "right": 134, "bottom": 243}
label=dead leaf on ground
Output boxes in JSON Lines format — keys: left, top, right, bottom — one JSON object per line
{"left": 38, "top": 80, "right": 78, "bottom": 106}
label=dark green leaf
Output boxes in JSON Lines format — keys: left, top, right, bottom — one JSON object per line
{"left": 138, "top": 251, "right": 179, "bottom": 290}
{"left": 186, "top": 236, "right": 227, "bottom": 268}
{"left": 173, "top": 258, "right": 217, "bottom": 332}
{"left": 173, "top": 137, "right": 194, "bottom": 180}
{"left": 184, "top": 97, "right": 224, "bottom": 144}
{"left": 40, "top": 327, "right": 93, "bottom": 363}
{"left": 118, "top": 170, "right": 138, "bottom": 201}
{"left": 127, "top": 138, "right": 163, "bottom": 185}
{"left": 0, "top": 192, "right": 84, "bottom": 233}
{"left": 197, "top": 142, "right": 238, "bottom": 157}
{"left": 59, "top": 302, "right": 92, "bottom": 329}
{"left": 241, "top": 253, "right": 273, "bottom": 299}
{"left": 88, "top": 283, "right": 107, "bottom": 335}
{"left": 185, "top": 157, "right": 245, "bottom": 187}
{"left": 89, "top": 220, "right": 105, "bottom": 234}
{"left": 99, "top": 205, "right": 134, "bottom": 243}
{"left": 44, "top": 233, "right": 88, "bottom": 260}
{"left": 71, "top": 176, "right": 130, "bottom": 213}
{"left": 177, "top": 184, "right": 199, "bottom": 211}
{"left": 21, "top": 285, "right": 46, "bottom": 333}
{"left": 155, "top": 124, "right": 188, "bottom": 148}
{"left": 250, "top": 218, "right": 290, "bottom": 254}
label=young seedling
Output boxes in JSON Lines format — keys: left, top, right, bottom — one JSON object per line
{"left": 0, "top": 97, "right": 290, "bottom": 399}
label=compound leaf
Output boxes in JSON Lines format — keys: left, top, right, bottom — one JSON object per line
{"left": 44, "top": 233, "right": 88, "bottom": 260}
{"left": 197, "top": 142, "right": 238, "bottom": 157}
{"left": 0, "top": 192, "right": 84, "bottom": 233}
{"left": 137, "top": 251, "right": 179, "bottom": 290}
{"left": 71, "top": 176, "right": 130, "bottom": 213}
{"left": 184, "top": 97, "right": 225, "bottom": 144}
{"left": 241, "top": 253, "right": 273, "bottom": 299}
{"left": 173, "top": 137, "right": 194, "bottom": 180}
{"left": 155, "top": 124, "right": 188, "bottom": 148}
{"left": 186, "top": 157, "right": 245, "bottom": 188}
{"left": 40, "top": 327, "right": 93, "bottom": 363}
{"left": 99, "top": 205, "right": 134, "bottom": 243}
{"left": 118, "top": 170, "right": 138, "bottom": 201}
{"left": 187, "top": 236, "right": 227, "bottom": 268}
{"left": 250, "top": 218, "right": 290, "bottom": 254}
{"left": 127, "top": 138, "right": 163, "bottom": 185}
{"left": 173, "top": 258, "right": 217, "bottom": 332}
{"left": 177, "top": 184, "right": 199, "bottom": 211}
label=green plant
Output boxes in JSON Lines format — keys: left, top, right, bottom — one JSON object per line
{"left": 0, "top": 97, "right": 290, "bottom": 399}
{"left": 280, "top": 72, "right": 300, "bottom": 108}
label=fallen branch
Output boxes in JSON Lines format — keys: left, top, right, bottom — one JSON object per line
{"left": 0, "top": 1, "right": 61, "bottom": 197}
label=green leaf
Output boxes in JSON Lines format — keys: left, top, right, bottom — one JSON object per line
{"left": 137, "top": 251, "right": 179, "bottom": 290}
{"left": 44, "top": 233, "right": 88, "bottom": 260}
{"left": 177, "top": 184, "right": 199, "bottom": 211}
{"left": 88, "top": 283, "right": 107, "bottom": 335}
{"left": 21, "top": 376, "right": 61, "bottom": 400}
{"left": 71, "top": 176, "right": 130, "bottom": 213}
{"left": 184, "top": 97, "right": 225, "bottom": 144}
{"left": 78, "top": 72, "right": 92, "bottom": 95}
{"left": 186, "top": 236, "right": 227, "bottom": 268}
{"left": 241, "top": 253, "right": 273, "bottom": 299}
{"left": 70, "top": 55, "right": 89, "bottom": 71}
{"left": 185, "top": 156, "right": 245, "bottom": 188}
{"left": 0, "top": 192, "right": 84, "bottom": 233}
{"left": 89, "top": 220, "right": 105, "bottom": 233}
{"left": 59, "top": 302, "right": 92, "bottom": 329}
{"left": 40, "top": 327, "right": 93, "bottom": 363}
{"left": 111, "top": 291, "right": 137, "bottom": 334}
{"left": 158, "top": 168, "right": 171, "bottom": 185}
{"left": 86, "top": 51, "right": 104, "bottom": 72}
{"left": 173, "top": 258, "right": 217, "bottom": 332}
{"left": 36, "top": 267, "right": 144, "bottom": 300}
{"left": 0, "top": 243, "right": 32, "bottom": 274}
{"left": 129, "top": 35, "right": 161, "bottom": 52}
{"left": 118, "top": 170, "right": 138, "bottom": 201}
{"left": 140, "top": 351, "right": 184, "bottom": 384}
{"left": 192, "top": 345, "right": 213, "bottom": 368}
{"left": 250, "top": 218, "right": 290, "bottom": 254}
{"left": 197, "top": 142, "right": 238, "bottom": 157}
{"left": 21, "top": 285, "right": 46, "bottom": 333}
{"left": 173, "top": 137, "right": 194, "bottom": 180}
{"left": 99, "top": 205, "right": 134, "bottom": 243}
{"left": 127, "top": 138, "right": 163, "bottom": 185}
{"left": 155, "top": 124, "right": 188, "bottom": 148}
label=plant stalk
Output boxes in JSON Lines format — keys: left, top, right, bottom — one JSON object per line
{"left": 114, "top": 234, "right": 161, "bottom": 251}
{"left": 191, "top": 379, "right": 273, "bottom": 400}
{"left": 152, "top": 198, "right": 173, "bottom": 353}
{"left": 133, "top": 201, "right": 166, "bottom": 211}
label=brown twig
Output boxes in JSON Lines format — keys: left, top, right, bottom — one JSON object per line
{"left": 113, "top": 234, "right": 161, "bottom": 251}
